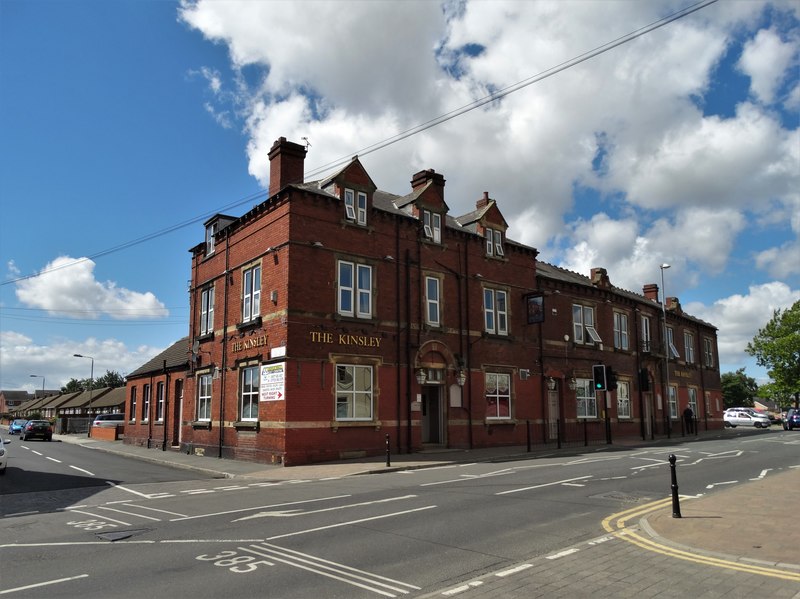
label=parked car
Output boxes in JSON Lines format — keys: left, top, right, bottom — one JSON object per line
{"left": 723, "top": 409, "right": 771, "bottom": 429}
{"left": 0, "top": 436, "right": 10, "bottom": 475}
{"left": 92, "top": 413, "right": 125, "bottom": 428}
{"left": 21, "top": 419, "right": 53, "bottom": 441}
{"left": 783, "top": 408, "right": 800, "bottom": 431}
{"left": 9, "top": 419, "right": 27, "bottom": 435}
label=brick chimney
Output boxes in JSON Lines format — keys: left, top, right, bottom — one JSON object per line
{"left": 643, "top": 284, "right": 659, "bottom": 302}
{"left": 410, "top": 169, "right": 445, "bottom": 202}
{"left": 590, "top": 267, "right": 610, "bottom": 289}
{"left": 476, "top": 191, "right": 491, "bottom": 210}
{"left": 268, "top": 137, "right": 307, "bottom": 197}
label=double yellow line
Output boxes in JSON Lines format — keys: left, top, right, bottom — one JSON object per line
{"left": 602, "top": 498, "right": 800, "bottom": 582}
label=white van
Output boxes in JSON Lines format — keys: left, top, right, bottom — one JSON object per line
{"left": 723, "top": 409, "right": 770, "bottom": 428}
{"left": 92, "top": 413, "right": 125, "bottom": 428}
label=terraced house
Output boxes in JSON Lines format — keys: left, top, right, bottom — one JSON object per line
{"left": 122, "top": 137, "right": 723, "bottom": 465}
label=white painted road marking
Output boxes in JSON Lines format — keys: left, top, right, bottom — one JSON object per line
{"left": 495, "top": 475, "right": 592, "bottom": 495}
{"left": 0, "top": 574, "right": 89, "bottom": 595}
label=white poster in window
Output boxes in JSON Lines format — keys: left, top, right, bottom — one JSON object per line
{"left": 260, "top": 363, "right": 285, "bottom": 402}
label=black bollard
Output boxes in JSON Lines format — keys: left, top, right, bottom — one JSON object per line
{"left": 385, "top": 433, "right": 391, "bottom": 467}
{"left": 526, "top": 420, "right": 531, "bottom": 452}
{"left": 668, "top": 453, "right": 681, "bottom": 518}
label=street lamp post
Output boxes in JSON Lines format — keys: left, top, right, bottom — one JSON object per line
{"left": 29, "top": 374, "right": 45, "bottom": 394}
{"left": 660, "top": 264, "right": 671, "bottom": 438}
{"left": 74, "top": 354, "right": 94, "bottom": 436}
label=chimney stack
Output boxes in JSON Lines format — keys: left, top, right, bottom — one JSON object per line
{"left": 410, "top": 169, "right": 446, "bottom": 202}
{"left": 268, "top": 137, "right": 307, "bottom": 197}
{"left": 643, "top": 284, "right": 659, "bottom": 302}
{"left": 476, "top": 191, "right": 491, "bottom": 210}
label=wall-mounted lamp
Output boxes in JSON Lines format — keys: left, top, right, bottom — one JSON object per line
{"left": 270, "top": 290, "right": 278, "bottom": 304}
{"left": 415, "top": 369, "right": 427, "bottom": 385}
{"left": 384, "top": 255, "right": 394, "bottom": 262}
{"left": 456, "top": 370, "right": 467, "bottom": 387}
{"left": 312, "top": 241, "right": 324, "bottom": 248}
{"left": 474, "top": 273, "right": 483, "bottom": 279}
{"left": 568, "top": 378, "right": 578, "bottom": 391}
{"left": 547, "top": 377, "right": 557, "bottom": 391}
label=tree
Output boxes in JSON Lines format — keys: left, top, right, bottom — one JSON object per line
{"left": 720, "top": 368, "right": 758, "bottom": 409}
{"left": 746, "top": 300, "right": 800, "bottom": 408}
{"left": 60, "top": 370, "right": 126, "bottom": 393}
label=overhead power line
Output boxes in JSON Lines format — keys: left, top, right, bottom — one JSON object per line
{"left": 2, "top": 0, "right": 717, "bottom": 288}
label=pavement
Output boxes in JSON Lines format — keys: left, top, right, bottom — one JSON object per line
{"left": 52, "top": 428, "right": 800, "bottom": 591}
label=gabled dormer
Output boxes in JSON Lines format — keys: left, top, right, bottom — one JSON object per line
{"left": 394, "top": 169, "right": 449, "bottom": 244}
{"left": 202, "top": 214, "right": 236, "bottom": 257}
{"left": 457, "top": 192, "right": 509, "bottom": 258}
{"left": 321, "top": 157, "right": 377, "bottom": 227}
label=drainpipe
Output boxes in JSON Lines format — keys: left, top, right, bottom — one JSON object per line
{"left": 633, "top": 310, "right": 645, "bottom": 441}
{"left": 464, "top": 243, "right": 473, "bottom": 449}
{"left": 162, "top": 360, "right": 169, "bottom": 451}
{"left": 218, "top": 228, "right": 230, "bottom": 459}
{"left": 405, "top": 248, "right": 413, "bottom": 452}
{"left": 395, "top": 218, "right": 402, "bottom": 453}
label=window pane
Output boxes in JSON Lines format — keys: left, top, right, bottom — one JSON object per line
{"left": 357, "top": 265, "right": 371, "bottom": 317}
{"left": 252, "top": 267, "right": 261, "bottom": 317}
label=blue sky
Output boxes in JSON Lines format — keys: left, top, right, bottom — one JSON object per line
{"left": 1, "top": 0, "right": 798, "bottom": 392}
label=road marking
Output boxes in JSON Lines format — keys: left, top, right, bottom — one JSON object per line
{"left": 421, "top": 470, "right": 512, "bottom": 487}
{"left": 442, "top": 581, "right": 483, "bottom": 595}
{"left": 0, "top": 574, "right": 89, "bottom": 594}
{"left": 129, "top": 504, "right": 187, "bottom": 518}
{"left": 171, "top": 495, "right": 351, "bottom": 521}
{"left": 69, "top": 465, "right": 94, "bottom": 476}
{"left": 97, "top": 506, "right": 160, "bottom": 521}
{"left": 240, "top": 542, "right": 420, "bottom": 597}
{"left": 545, "top": 548, "right": 579, "bottom": 560}
{"left": 495, "top": 475, "right": 592, "bottom": 495}
{"left": 495, "top": 564, "right": 533, "bottom": 576}
{"left": 65, "top": 509, "right": 131, "bottom": 526}
{"left": 266, "top": 506, "right": 437, "bottom": 540}
{"left": 46, "top": 457, "right": 61, "bottom": 463}
{"left": 749, "top": 469, "right": 771, "bottom": 480}
{"left": 603, "top": 498, "right": 800, "bottom": 582}
{"left": 705, "top": 480, "right": 737, "bottom": 489}
{"left": 234, "top": 494, "right": 418, "bottom": 521}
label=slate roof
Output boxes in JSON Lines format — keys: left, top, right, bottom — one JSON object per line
{"left": 536, "top": 261, "right": 717, "bottom": 329}
{"left": 90, "top": 386, "right": 126, "bottom": 409}
{"left": 127, "top": 337, "right": 191, "bottom": 378}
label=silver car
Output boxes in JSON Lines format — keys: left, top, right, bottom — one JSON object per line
{"left": 724, "top": 409, "right": 770, "bottom": 428}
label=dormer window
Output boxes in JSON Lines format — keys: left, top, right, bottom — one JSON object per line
{"left": 344, "top": 188, "right": 367, "bottom": 225}
{"left": 205, "top": 222, "right": 217, "bottom": 256}
{"left": 485, "top": 227, "right": 504, "bottom": 257}
{"left": 423, "top": 210, "right": 441, "bottom": 243}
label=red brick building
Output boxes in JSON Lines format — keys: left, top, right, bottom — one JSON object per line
{"left": 123, "top": 136, "right": 722, "bottom": 465}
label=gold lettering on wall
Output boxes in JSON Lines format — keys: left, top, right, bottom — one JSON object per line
{"left": 231, "top": 335, "right": 268, "bottom": 353}
{"left": 310, "top": 330, "right": 381, "bottom": 348}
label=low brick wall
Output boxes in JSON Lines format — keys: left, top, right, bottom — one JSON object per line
{"left": 90, "top": 426, "right": 120, "bottom": 441}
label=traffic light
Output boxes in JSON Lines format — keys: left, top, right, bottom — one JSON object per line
{"left": 592, "top": 364, "right": 607, "bottom": 391}
{"left": 606, "top": 366, "right": 618, "bottom": 391}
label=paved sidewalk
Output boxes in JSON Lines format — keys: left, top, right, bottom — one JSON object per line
{"left": 54, "top": 429, "right": 800, "bottom": 580}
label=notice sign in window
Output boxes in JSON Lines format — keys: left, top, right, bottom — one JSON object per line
{"left": 260, "top": 363, "right": 285, "bottom": 402}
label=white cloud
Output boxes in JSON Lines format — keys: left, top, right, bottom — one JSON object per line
{"left": 177, "top": 0, "right": 799, "bottom": 378}
{"left": 737, "top": 27, "right": 798, "bottom": 105}
{"left": 684, "top": 281, "right": 800, "bottom": 371}
{"left": 0, "top": 329, "right": 168, "bottom": 390}
{"left": 15, "top": 256, "right": 168, "bottom": 319}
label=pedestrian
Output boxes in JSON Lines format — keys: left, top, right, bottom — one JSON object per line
{"left": 683, "top": 406, "right": 694, "bottom": 435}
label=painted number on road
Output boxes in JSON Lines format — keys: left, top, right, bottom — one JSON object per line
{"left": 196, "top": 550, "right": 275, "bottom": 573}
{"left": 66, "top": 519, "right": 118, "bottom": 531}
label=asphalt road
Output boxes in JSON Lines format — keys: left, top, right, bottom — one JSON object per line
{"left": 1, "top": 431, "right": 797, "bottom": 598}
